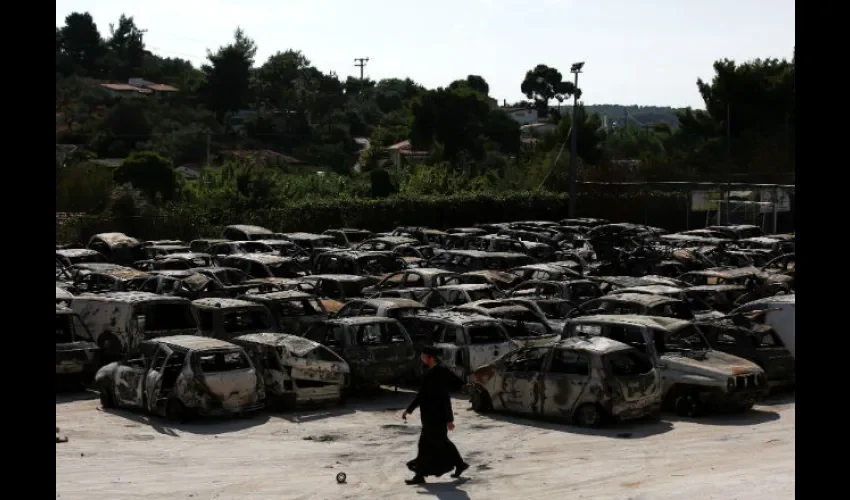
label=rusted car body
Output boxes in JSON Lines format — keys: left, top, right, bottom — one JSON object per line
{"left": 401, "top": 312, "right": 519, "bottom": 382}
{"left": 564, "top": 315, "right": 768, "bottom": 417}
{"left": 134, "top": 252, "right": 214, "bottom": 271}
{"left": 356, "top": 236, "right": 420, "bottom": 252}
{"left": 510, "top": 264, "right": 582, "bottom": 282}
{"left": 695, "top": 317, "right": 795, "bottom": 389}
{"left": 608, "top": 284, "right": 730, "bottom": 318}
{"left": 418, "top": 284, "right": 504, "bottom": 309}
{"left": 95, "top": 336, "right": 264, "bottom": 421}
{"left": 56, "top": 305, "right": 100, "bottom": 384}
{"left": 302, "top": 317, "right": 416, "bottom": 387}
{"left": 71, "top": 265, "right": 152, "bottom": 294}
{"left": 469, "top": 337, "right": 662, "bottom": 427}
{"left": 443, "top": 270, "right": 522, "bottom": 291}
{"left": 232, "top": 333, "right": 349, "bottom": 409}
{"left": 238, "top": 291, "right": 329, "bottom": 335}
{"left": 189, "top": 239, "right": 229, "bottom": 253}
{"left": 192, "top": 298, "right": 276, "bottom": 340}
{"left": 71, "top": 292, "right": 199, "bottom": 357}
{"left": 300, "top": 274, "right": 377, "bottom": 303}
{"left": 88, "top": 232, "right": 144, "bottom": 266}
{"left": 362, "top": 268, "right": 457, "bottom": 296}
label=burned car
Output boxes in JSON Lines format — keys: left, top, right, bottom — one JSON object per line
{"left": 418, "top": 284, "right": 504, "bottom": 309}
{"left": 428, "top": 250, "right": 534, "bottom": 273}
{"left": 452, "top": 299, "right": 562, "bottom": 347}
{"left": 56, "top": 248, "right": 107, "bottom": 267}
{"left": 134, "top": 252, "right": 214, "bottom": 271}
{"left": 218, "top": 254, "right": 310, "bottom": 279}
{"left": 362, "top": 268, "right": 457, "bottom": 296}
{"left": 95, "top": 336, "right": 264, "bottom": 421}
{"left": 192, "top": 298, "right": 276, "bottom": 340}
{"left": 69, "top": 264, "right": 151, "bottom": 294}
{"left": 207, "top": 240, "right": 276, "bottom": 258}
{"left": 313, "top": 250, "right": 405, "bottom": 276}
{"left": 695, "top": 316, "right": 795, "bottom": 389}
{"left": 335, "top": 297, "right": 429, "bottom": 321}
{"left": 443, "top": 270, "right": 523, "bottom": 291}
{"left": 302, "top": 316, "right": 416, "bottom": 388}
{"left": 88, "top": 232, "right": 145, "bottom": 266}
{"left": 508, "top": 279, "right": 602, "bottom": 303}
{"left": 238, "top": 290, "right": 329, "bottom": 335}
{"left": 509, "top": 264, "right": 582, "bottom": 283}
{"left": 56, "top": 305, "right": 100, "bottom": 385}
{"left": 564, "top": 315, "right": 768, "bottom": 416}
{"left": 71, "top": 292, "right": 199, "bottom": 358}
{"left": 401, "top": 312, "right": 519, "bottom": 382}
{"left": 579, "top": 293, "right": 702, "bottom": 321}
{"left": 232, "top": 333, "right": 349, "bottom": 409}
{"left": 221, "top": 224, "right": 276, "bottom": 241}
{"left": 321, "top": 228, "right": 375, "bottom": 248}
{"left": 469, "top": 337, "right": 663, "bottom": 427}
{"left": 56, "top": 286, "right": 74, "bottom": 306}
{"left": 299, "top": 274, "right": 378, "bottom": 307}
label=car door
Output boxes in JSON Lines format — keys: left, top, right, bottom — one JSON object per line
{"left": 113, "top": 351, "right": 152, "bottom": 408}
{"left": 542, "top": 348, "right": 591, "bottom": 417}
{"left": 143, "top": 344, "right": 173, "bottom": 413}
{"left": 497, "top": 346, "right": 551, "bottom": 414}
{"left": 436, "top": 325, "right": 466, "bottom": 381}
{"left": 465, "top": 323, "right": 515, "bottom": 372}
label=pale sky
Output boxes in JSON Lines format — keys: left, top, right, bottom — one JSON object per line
{"left": 56, "top": 0, "right": 794, "bottom": 109}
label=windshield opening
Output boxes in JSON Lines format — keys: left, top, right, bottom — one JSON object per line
{"left": 662, "top": 324, "right": 710, "bottom": 353}
{"left": 466, "top": 323, "right": 508, "bottom": 344}
{"left": 277, "top": 299, "right": 325, "bottom": 316}
{"left": 223, "top": 309, "right": 273, "bottom": 334}
{"left": 196, "top": 350, "right": 252, "bottom": 372}
{"left": 269, "top": 262, "right": 306, "bottom": 278}
{"left": 141, "top": 302, "right": 197, "bottom": 331}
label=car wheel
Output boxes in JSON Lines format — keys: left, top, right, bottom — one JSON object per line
{"left": 573, "top": 403, "right": 603, "bottom": 428}
{"left": 470, "top": 385, "right": 492, "bottom": 413}
{"left": 734, "top": 401, "right": 754, "bottom": 412}
{"left": 674, "top": 392, "right": 704, "bottom": 418}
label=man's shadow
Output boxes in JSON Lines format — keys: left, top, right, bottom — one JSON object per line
{"left": 417, "top": 477, "right": 471, "bottom": 500}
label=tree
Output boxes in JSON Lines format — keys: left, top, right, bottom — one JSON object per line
{"left": 104, "top": 14, "right": 146, "bottom": 80}
{"left": 449, "top": 75, "right": 490, "bottom": 96}
{"left": 201, "top": 28, "right": 257, "bottom": 120}
{"left": 59, "top": 12, "right": 106, "bottom": 77}
{"left": 114, "top": 151, "right": 179, "bottom": 202}
{"left": 521, "top": 64, "right": 580, "bottom": 118}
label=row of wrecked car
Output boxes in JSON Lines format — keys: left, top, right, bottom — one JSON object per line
{"left": 56, "top": 220, "right": 795, "bottom": 427}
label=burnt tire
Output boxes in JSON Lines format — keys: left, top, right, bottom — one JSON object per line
{"left": 674, "top": 392, "right": 704, "bottom": 418}
{"left": 734, "top": 401, "right": 755, "bottom": 412}
{"left": 98, "top": 382, "right": 115, "bottom": 409}
{"left": 469, "top": 386, "right": 493, "bottom": 413}
{"left": 573, "top": 404, "right": 604, "bottom": 428}
{"left": 166, "top": 398, "right": 188, "bottom": 423}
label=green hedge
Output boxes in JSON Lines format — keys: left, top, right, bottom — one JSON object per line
{"left": 57, "top": 188, "right": 778, "bottom": 244}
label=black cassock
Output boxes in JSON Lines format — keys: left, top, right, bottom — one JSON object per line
{"left": 405, "top": 364, "right": 464, "bottom": 477}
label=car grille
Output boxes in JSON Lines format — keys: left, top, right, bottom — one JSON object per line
{"left": 734, "top": 374, "right": 758, "bottom": 390}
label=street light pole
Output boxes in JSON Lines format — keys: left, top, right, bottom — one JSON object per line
{"left": 568, "top": 62, "right": 584, "bottom": 218}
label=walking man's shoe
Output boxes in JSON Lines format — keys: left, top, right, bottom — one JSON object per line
{"left": 451, "top": 462, "right": 470, "bottom": 478}
{"left": 405, "top": 475, "right": 426, "bottom": 485}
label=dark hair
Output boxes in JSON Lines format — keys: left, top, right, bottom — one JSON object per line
{"left": 421, "top": 346, "right": 440, "bottom": 358}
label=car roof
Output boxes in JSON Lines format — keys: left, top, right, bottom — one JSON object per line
{"left": 150, "top": 335, "right": 240, "bottom": 351}
{"left": 556, "top": 336, "right": 634, "bottom": 354}
{"left": 191, "top": 298, "right": 268, "bottom": 310}
{"left": 568, "top": 314, "right": 690, "bottom": 331}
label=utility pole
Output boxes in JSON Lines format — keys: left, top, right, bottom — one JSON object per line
{"left": 568, "top": 62, "right": 584, "bottom": 218}
{"left": 205, "top": 132, "right": 211, "bottom": 168}
{"left": 354, "top": 58, "right": 369, "bottom": 93}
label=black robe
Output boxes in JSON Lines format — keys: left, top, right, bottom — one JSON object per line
{"left": 405, "top": 364, "right": 464, "bottom": 477}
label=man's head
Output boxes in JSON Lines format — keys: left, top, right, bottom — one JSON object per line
{"left": 421, "top": 346, "right": 439, "bottom": 368}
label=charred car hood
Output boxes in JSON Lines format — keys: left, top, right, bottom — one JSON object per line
{"left": 663, "top": 350, "right": 762, "bottom": 378}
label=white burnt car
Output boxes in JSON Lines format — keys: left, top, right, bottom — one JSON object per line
{"left": 469, "top": 336, "right": 663, "bottom": 427}
{"left": 232, "top": 333, "right": 350, "bottom": 409}
{"left": 96, "top": 336, "right": 264, "bottom": 421}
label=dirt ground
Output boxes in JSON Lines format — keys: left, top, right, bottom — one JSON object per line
{"left": 56, "top": 389, "right": 795, "bottom": 500}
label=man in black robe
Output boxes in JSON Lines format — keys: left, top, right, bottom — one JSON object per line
{"left": 401, "top": 346, "right": 469, "bottom": 485}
